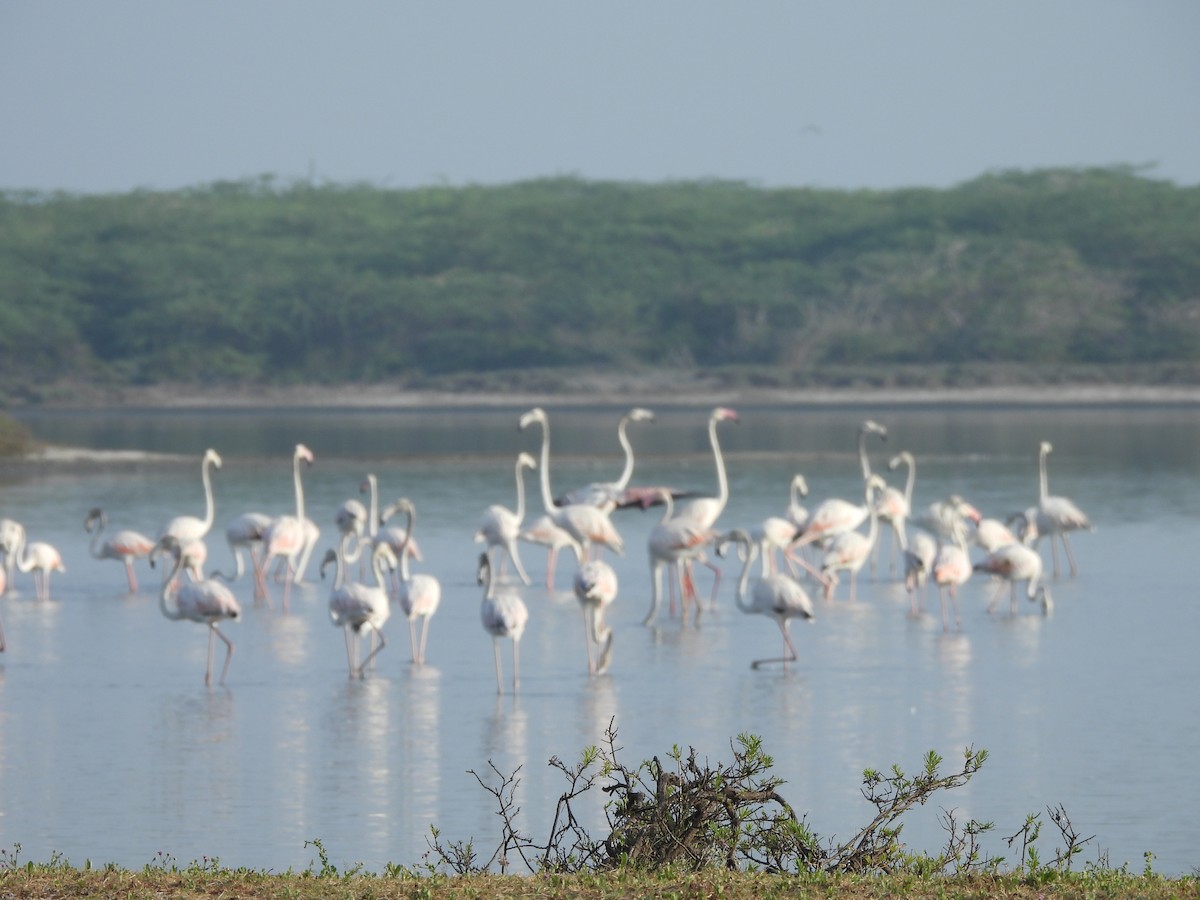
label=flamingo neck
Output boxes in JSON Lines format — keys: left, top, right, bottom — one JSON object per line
{"left": 371, "top": 545, "right": 391, "bottom": 592}
{"left": 709, "top": 414, "right": 729, "bottom": 512}
{"left": 200, "top": 458, "right": 217, "bottom": 532}
{"left": 399, "top": 506, "right": 416, "bottom": 581}
{"left": 367, "top": 475, "right": 378, "bottom": 538}
{"left": 657, "top": 492, "right": 676, "bottom": 524}
{"left": 158, "top": 554, "right": 186, "bottom": 620}
{"left": 293, "top": 453, "right": 307, "bottom": 522}
{"left": 533, "top": 420, "right": 558, "bottom": 512}
{"left": 858, "top": 430, "right": 873, "bottom": 480}
{"left": 903, "top": 457, "right": 916, "bottom": 505}
{"left": 513, "top": 459, "right": 528, "bottom": 523}
{"left": 614, "top": 416, "right": 637, "bottom": 490}
{"left": 733, "top": 540, "right": 755, "bottom": 615}
{"left": 1038, "top": 448, "right": 1050, "bottom": 502}
{"left": 87, "top": 515, "right": 106, "bottom": 559}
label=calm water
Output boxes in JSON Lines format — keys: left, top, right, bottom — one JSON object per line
{"left": 1, "top": 403, "right": 1197, "bottom": 874}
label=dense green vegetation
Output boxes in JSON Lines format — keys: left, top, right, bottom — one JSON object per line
{"left": 2, "top": 167, "right": 1198, "bottom": 395}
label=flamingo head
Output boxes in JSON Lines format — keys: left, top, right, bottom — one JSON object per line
{"left": 516, "top": 451, "right": 537, "bottom": 470}
{"left": 518, "top": 408, "right": 547, "bottom": 431}
{"left": 791, "top": 474, "right": 808, "bottom": 497}
{"left": 861, "top": 420, "right": 888, "bottom": 440}
{"left": 295, "top": 444, "right": 314, "bottom": 466}
{"left": 84, "top": 507, "right": 104, "bottom": 531}
{"left": 1039, "top": 440, "right": 1053, "bottom": 456}
{"left": 713, "top": 407, "right": 739, "bottom": 424}
{"left": 627, "top": 407, "right": 656, "bottom": 424}
{"left": 204, "top": 448, "right": 223, "bottom": 469}
{"left": 319, "top": 548, "right": 338, "bottom": 579}
{"left": 359, "top": 474, "right": 376, "bottom": 495}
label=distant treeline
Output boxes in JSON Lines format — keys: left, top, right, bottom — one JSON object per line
{"left": 1, "top": 167, "right": 1198, "bottom": 392}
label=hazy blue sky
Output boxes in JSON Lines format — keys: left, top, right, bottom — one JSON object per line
{"left": 2, "top": 1, "right": 1197, "bottom": 194}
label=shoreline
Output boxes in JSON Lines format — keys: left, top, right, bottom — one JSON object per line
{"left": 18, "top": 380, "right": 1200, "bottom": 410}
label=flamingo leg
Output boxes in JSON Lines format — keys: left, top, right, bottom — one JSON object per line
{"left": 492, "top": 639, "right": 505, "bottom": 694}
{"left": 582, "top": 606, "right": 596, "bottom": 674}
{"left": 357, "top": 624, "right": 386, "bottom": 678}
{"left": 0, "top": 608, "right": 6, "bottom": 652}
{"left": 752, "top": 620, "right": 799, "bottom": 670}
{"left": 124, "top": 559, "right": 139, "bottom": 593}
{"left": 1048, "top": 535, "right": 1062, "bottom": 578}
{"left": 545, "top": 547, "right": 558, "bottom": 590}
{"left": 209, "top": 623, "right": 235, "bottom": 686}
{"left": 343, "top": 626, "right": 357, "bottom": 678}
{"left": 1061, "top": 534, "right": 1079, "bottom": 578}
{"left": 418, "top": 617, "right": 432, "bottom": 666}
{"left": 643, "top": 561, "right": 664, "bottom": 627}
{"left": 512, "top": 638, "right": 521, "bottom": 693}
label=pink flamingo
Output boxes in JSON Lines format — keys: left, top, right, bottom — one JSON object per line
{"left": 0, "top": 518, "right": 25, "bottom": 596}
{"left": 13, "top": 532, "right": 65, "bottom": 601}
{"left": 930, "top": 510, "right": 973, "bottom": 631}
{"left": 819, "top": 475, "right": 887, "bottom": 602}
{"left": 556, "top": 407, "right": 656, "bottom": 511}
{"left": 211, "top": 511, "right": 272, "bottom": 587}
{"left": 386, "top": 498, "right": 442, "bottom": 666}
{"left": 154, "top": 536, "right": 242, "bottom": 686}
{"left": 976, "top": 511, "right": 1053, "bottom": 616}
{"left": 793, "top": 420, "right": 888, "bottom": 551}
{"left": 574, "top": 558, "right": 617, "bottom": 675}
{"left": 874, "top": 450, "right": 915, "bottom": 577}
{"left": 258, "top": 443, "right": 314, "bottom": 610}
{"left": 84, "top": 507, "right": 155, "bottom": 593}
{"left": 717, "top": 529, "right": 815, "bottom": 669}
{"left": 322, "top": 534, "right": 395, "bottom": 679}
{"left": 644, "top": 489, "right": 713, "bottom": 626}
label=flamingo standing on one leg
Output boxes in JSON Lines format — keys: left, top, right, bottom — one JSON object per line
{"left": 153, "top": 535, "right": 242, "bottom": 686}
{"left": 258, "top": 443, "right": 314, "bottom": 610}
{"left": 84, "top": 507, "right": 155, "bottom": 593}
{"left": 477, "top": 553, "right": 529, "bottom": 695}
{"left": 475, "top": 452, "right": 537, "bottom": 585}
{"left": 574, "top": 558, "right": 617, "bottom": 675}
{"left": 1034, "top": 441, "right": 1093, "bottom": 577}
{"left": 717, "top": 529, "right": 815, "bottom": 670}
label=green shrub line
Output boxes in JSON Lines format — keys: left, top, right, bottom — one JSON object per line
{"left": 2, "top": 728, "right": 1193, "bottom": 897}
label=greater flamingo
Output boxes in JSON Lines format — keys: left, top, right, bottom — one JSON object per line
{"left": 1034, "top": 441, "right": 1093, "bottom": 577}
{"left": 84, "top": 507, "right": 155, "bottom": 592}
{"left": 902, "top": 529, "right": 938, "bottom": 615}
{"left": 976, "top": 511, "right": 1053, "bottom": 616}
{"left": 12, "top": 532, "right": 65, "bottom": 601}
{"left": 258, "top": 443, "right": 314, "bottom": 609}
{"left": 387, "top": 497, "right": 442, "bottom": 666}
{"left": 556, "top": 407, "right": 656, "bottom": 511}
{"left": 519, "top": 514, "right": 583, "bottom": 590}
{"left": 154, "top": 535, "right": 242, "bottom": 686}
{"left": 0, "top": 518, "right": 25, "bottom": 595}
{"left": 322, "top": 534, "right": 395, "bottom": 679}
{"left": 644, "top": 489, "right": 713, "bottom": 626}
{"left": 717, "top": 529, "right": 815, "bottom": 670}
{"left": 477, "top": 552, "right": 529, "bottom": 695}
{"left": 520, "top": 407, "right": 625, "bottom": 560}
{"left": 574, "top": 558, "right": 617, "bottom": 675}
{"left": 475, "top": 451, "right": 537, "bottom": 585}
{"left": 158, "top": 448, "right": 222, "bottom": 544}
{"left": 211, "top": 511, "right": 272, "bottom": 586}
{"left": 819, "top": 474, "right": 887, "bottom": 602}
{"left": 874, "top": 451, "right": 915, "bottom": 577}
{"left": 930, "top": 509, "right": 974, "bottom": 631}
{"left": 793, "top": 420, "right": 888, "bottom": 550}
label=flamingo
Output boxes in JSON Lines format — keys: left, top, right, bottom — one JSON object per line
{"left": 12, "top": 531, "right": 65, "bottom": 601}
{"left": 573, "top": 558, "right": 617, "bottom": 675}
{"left": 930, "top": 510, "right": 974, "bottom": 631}
{"left": 910, "top": 495, "right": 982, "bottom": 542}
{"left": 475, "top": 451, "right": 537, "bottom": 585}
{"left": 153, "top": 535, "right": 242, "bottom": 686}
{"left": 84, "top": 507, "right": 155, "bottom": 592}
{"left": 976, "top": 511, "right": 1053, "bottom": 616}
{"left": 819, "top": 474, "right": 887, "bottom": 602}
{"left": 258, "top": 443, "right": 314, "bottom": 610}
{"left": 477, "top": 552, "right": 529, "bottom": 695}
{"left": 793, "top": 420, "right": 888, "bottom": 550}
{"left": 322, "top": 534, "right": 395, "bottom": 679}
{"left": 902, "top": 529, "right": 938, "bottom": 615}
{"left": 874, "top": 451, "right": 915, "bottom": 577}
{"left": 973, "top": 515, "right": 1018, "bottom": 554}
{"left": 749, "top": 475, "right": 809, "bottom": 577}
{"left": 519, "top": 514, "right": 583, "bottom": 590}
{"left": 1035, "top": 441, "right": 1093, "bottom": 577}
{"left": 556, "top": 407, "right": 656, "bottom": 512}
{"left": 785, "top": 474, "right": 810, "bottom": 529}
{"left": 211, "top": 511, "right": 272, "bottom": 587}
{"left": 644, "top": 489, "right": 713, "bottom": 626}
{"left": 717, "top": 529, "right": 815, "bottom": 670}
{"left": 0, "top": 518, "right": 25, "bottom": 595}
{"left": 149, "top": 534, "right": 208, "bottom": 584}
{"left": 519, "top": 407, "right": 625, "bottom": 560}
{"left": 158, "top": 448, "right": 222, "bottom": 544}
{"left": 384, "top": 497, "right": 442, "bottom": 666}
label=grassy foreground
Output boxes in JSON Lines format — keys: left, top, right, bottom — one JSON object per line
{"left": 0, "top": 866, "right": 1195, "bottom": 900}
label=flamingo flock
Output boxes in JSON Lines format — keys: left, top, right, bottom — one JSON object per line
{"left": 0, "top": 408, "right": 1093, "bottom": 687}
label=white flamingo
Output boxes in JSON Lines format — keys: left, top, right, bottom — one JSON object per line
{"left": 874, "top": 450, "right": 915, "bottom": 577}
{"left": 717, "top": 529, "right": 815, "bottom": 670}
{"left": 902, "top": 529, "right": 938, "bottom": 615}
{"left": 385, "top": 497, "right": 442, "bottom": 666}
{"left": 211, "top": 511, "right": 272, "bottom": 586}
{"left": 158, "top": 448, "right": 222, "bottom": 544}
{"left": 556, "top": 407, "right": 656, "bottom": 511}
{"left": 519, "top": 514, "right": 583, "bottom": 590}
{"left": 477, "top": 552, "right": 529, "bottom": 695}
{"left": 258, "top": 443, "right": 314, "bottom": 610}
{"left": 154, "top": 535, "right": 242, "bottom": 686}
{"left": 930, "top": 510, "right": 973, "bottom": 631}
{"left": 12, "top": 531, "right": 65, "bottom": 601}
{"left": 574, "top": 558, "right": 617, "bottom": 675}
{"left": 322, "top": 534, "right": 395, "bottom": 679}
{"left": 0, "top": 518, "right": 26, "bottom": 595}
{"left": 475, "top": 451, "right": 537, "bottom": 585}
{"left": 520, "top": 407, "right": 625, "bottom": 560}
{"left": 820, "top": 474, "right": 887, "bottom": 602}
{"left": 1035, "top": 441, "right": 1093, "bottom": 577}
{"left": 84, "top": 507, "right": 155, "bottom": 593}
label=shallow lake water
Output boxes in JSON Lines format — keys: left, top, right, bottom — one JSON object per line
{"left": 0, "top": 402, "right": 1197, "bottom": 874}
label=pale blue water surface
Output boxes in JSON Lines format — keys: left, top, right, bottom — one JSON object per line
{"left": 0, "top": 402, "right": 1197, "bottom": 874}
